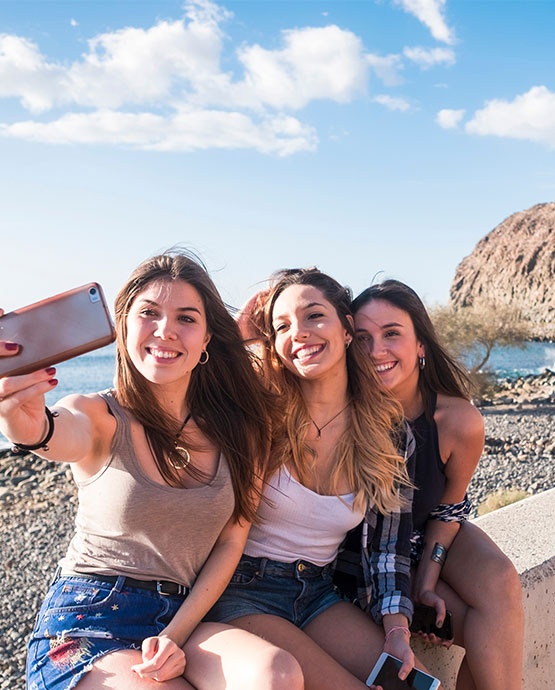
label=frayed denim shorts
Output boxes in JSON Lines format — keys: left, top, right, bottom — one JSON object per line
{"left": 26, "top": 572, "right": 188, "bottom": 690}
{"left": 204, "top": 555, "right": 345, "bottom": 629}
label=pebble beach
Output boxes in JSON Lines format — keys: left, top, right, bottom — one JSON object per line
{"left": 1, "top": 370, "right": 554, "bottom": 689}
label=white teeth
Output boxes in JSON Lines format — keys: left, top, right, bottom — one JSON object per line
{"left": 376, "top": 362, "right": 395, "bottom": 372}
{"left": 150, "top": 349, "right": 178, "bottom": 359}
{"left": 295, "top": 345, "right": 322, "bottom": 359}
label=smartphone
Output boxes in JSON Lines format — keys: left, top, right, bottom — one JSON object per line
{"left": 0, "top": 283, "right": 115, "bottom": 377}
{"left": 366, "top": 653, "right": 441, "bottom": 690}
{"left": 410, "top": 605, "right": 453, "bottom": 641}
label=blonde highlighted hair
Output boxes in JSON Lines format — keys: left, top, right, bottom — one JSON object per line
{"left": 261, "top": 268, "right": 412, "bottom": 515}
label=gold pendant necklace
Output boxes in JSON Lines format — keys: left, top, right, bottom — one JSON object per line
{"left": 169, "top": 412, "right": 192, "bottom": 469}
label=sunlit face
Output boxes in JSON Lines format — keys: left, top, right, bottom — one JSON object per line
{"left": 354, "top": 299, "right": 424, "bottom": 397}
{"left": 271, "top": 284, "right": 352, "bottom": 381}
{"left": 126, "top": 279, "right": 210, "bottom": 391}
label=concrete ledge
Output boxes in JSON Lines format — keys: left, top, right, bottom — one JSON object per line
{"left": 410, "top": 487, "right": 555, "bottom": 689}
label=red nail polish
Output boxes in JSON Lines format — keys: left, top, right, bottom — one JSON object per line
{"left": 5, "top": 342, "right": 18, "bottom": 351}
{"left": 45, "top": 367, "right": 56, "bottom": 375}
{"left": 49, "top": 378, "right": 58, "bottom": 386}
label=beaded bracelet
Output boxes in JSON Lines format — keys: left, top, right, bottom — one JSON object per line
{"left": 12, "top": 407, "right": 59, "bottom": 454}
{"left": 384, "top": 626, "right": 410, "bottom": 644}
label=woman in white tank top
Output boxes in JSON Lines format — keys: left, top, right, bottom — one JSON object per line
{"left": 207, "top": 268, "right": 429, "bottom": 689}
{"left": 0, "top": 251, "right": 302, "bottom": 690}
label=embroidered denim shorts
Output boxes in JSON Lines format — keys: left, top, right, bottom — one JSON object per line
{"left": 204, "top": 555, "right": 345, "bottom": 629}
{"left": 27, "top": 573, "right": 188, "bottom": 690}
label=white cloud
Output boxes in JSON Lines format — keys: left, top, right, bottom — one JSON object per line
{"left": 366, "top": 53, "right": 404, "bottom": 86}
{"left": 0, "top": 108, "right": 317, "bottom": 156}
{"left": 403, "top": 46, "right": 455, "bottom": 69}
{"left": 465, "top": 86, "right": 555, "bottom": 148}
{"left": 393, "top": 0, "right": 454, "bottom": 44}
{"left": 0, "top": 0, "right": 443, "bottom": 155}
{"left": 436, "top": 108, "right": 464, "bottom": 129}
{"left": 373, "top": 94, "right": 411, "bottom": 112}
{"left": 70, "top": 19, "right": 78, "bottom": 28}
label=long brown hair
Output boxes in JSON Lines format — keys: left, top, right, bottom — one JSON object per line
{"left": 114, "top": 249, "right": 273, "bottom": 522}
{"left": 351, "top": 280, "right": 472, "bottom": 421}
{"left": 261, "top": 268, "right": 411, "bottom": 514}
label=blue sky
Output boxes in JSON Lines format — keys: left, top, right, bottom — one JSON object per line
{"left": 1, "top": 0, "right": 554, "bottom": 314}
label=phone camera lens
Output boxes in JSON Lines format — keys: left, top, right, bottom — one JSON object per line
{"left": 89, "top": 287, "right": 97, "bottom": 295}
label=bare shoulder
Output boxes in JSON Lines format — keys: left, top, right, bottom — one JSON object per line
{"left": 435, "top": 394, "right": 484, "bottom": 451}
{"left": 54, "top": 391, "right": 117, "bottom": 442}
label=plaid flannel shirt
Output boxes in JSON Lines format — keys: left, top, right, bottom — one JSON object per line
{"left": 332, "top": 423, "right": 415, "bottom": 625}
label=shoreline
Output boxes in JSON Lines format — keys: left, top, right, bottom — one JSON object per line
{"left": 1, "top": 372, "right": 554, "bottom": 688}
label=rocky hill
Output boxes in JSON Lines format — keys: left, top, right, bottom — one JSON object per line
{"left": 450, "top": 203, "right": 555, "bottom": 340}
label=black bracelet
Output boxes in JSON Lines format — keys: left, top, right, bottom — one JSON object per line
{"left": 430, "top": 541, "right": 448, "bottom": 566}
{"left": 12, "top": 407, "right": 59, "bottom": 455}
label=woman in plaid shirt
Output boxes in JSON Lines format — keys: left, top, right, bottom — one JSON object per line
{"left": 207, "top": 268, "right": 431, "bottom": 689}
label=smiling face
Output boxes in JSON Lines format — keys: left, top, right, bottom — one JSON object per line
{"left": 271, "top": 284, "right": 352, "bottom": 381}
{"left": 125, "top": 279, "right": 210, "bottom": 392}
{"left": 354, "top": 298, "right": 424, "bottom": 399}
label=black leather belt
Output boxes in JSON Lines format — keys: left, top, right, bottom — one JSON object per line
{"left": 59, "top": 568, "right": 189, "bottom": 596}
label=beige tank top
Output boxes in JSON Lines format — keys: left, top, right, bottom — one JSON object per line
{"left": 60, "top": 390, "right": 234, "bottom": 587}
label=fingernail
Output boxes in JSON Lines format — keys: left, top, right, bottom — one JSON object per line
{"left": 49, "top": 378, "right": 58, "bottom": 386}
{"left": 5, "top": 343, "right": 18, "bottom": 351}
{"left": 438, "top": 620, "right": 443, "bottom": 627}
{"left": 45, "top": 367, "right": 56, "bottom": 375}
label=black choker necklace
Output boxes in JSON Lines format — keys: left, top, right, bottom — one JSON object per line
{"left": 169, "top": 412, "right": 192, "bottom": 470}
{"left": 309, "top": 402, "right": 350, "bottom": 439}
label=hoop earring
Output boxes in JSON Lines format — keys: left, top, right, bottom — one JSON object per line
{"left": 419, "top": 355, "right": 426, "bottom": 370}
{"left": 199, "top": 350, "right": 210, "bottom": 365}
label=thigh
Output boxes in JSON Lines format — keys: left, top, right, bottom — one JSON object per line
{"left": 229, "top": 613, "right": 369, "bottom": 690}
{"left": 303, "top": 601, "right": 384, "bottom": 680}
{"left": 75, "top": 649, "right": 193, "bottom": 690}
{"left": 442, "top": 522, "right": 518, "bottom": 608}
{"left": 183, "top": 621, "right": 303, "bottom": 690}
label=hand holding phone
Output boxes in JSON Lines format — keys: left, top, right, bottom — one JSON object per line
{"left": 410, "top": 605, "right": 453, "bottom": 642}
{"left": 0, "top": 283, "right": 115, "bottom": 378}
{"left": 366, "top": 653, "right": 441, "bottom": 690}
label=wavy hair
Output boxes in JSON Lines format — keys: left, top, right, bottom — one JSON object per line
{"left": 114, "top": 249, "right": 273, "bottom": 522}
{"left": 261, "top": 268, "right": 411, "bottom": 514}
{"left": 351, "top": 280, "right": 472, "bottom": 421}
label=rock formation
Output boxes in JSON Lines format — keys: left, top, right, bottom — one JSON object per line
{"left": 450, "top": 203, "right": 555, "bottom": 340}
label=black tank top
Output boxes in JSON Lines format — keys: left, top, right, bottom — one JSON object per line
{"left": 409, "top": 393, "right": 447, "bottom": 532}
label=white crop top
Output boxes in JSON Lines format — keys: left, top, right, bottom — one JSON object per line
{"left": 245, "top": 466, "right": 366, "bottom": 566}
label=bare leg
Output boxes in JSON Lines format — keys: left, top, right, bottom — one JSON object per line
{"left": 304, "top": 602, "right": 430, "bottom": 678}
{"left": 184, "top": 622, "right": 304, "bottom": 690}
{"left": 75, "top": 649, "right": 193, "bottom": 689}
{"left": 441, "top": 522, "right": 524, "bottom": 690}
{"left": 231, "top": 612, "right": 372, "bottom": 690}
{"left": 76, "top": 623, "right": 302, "bottom": 690}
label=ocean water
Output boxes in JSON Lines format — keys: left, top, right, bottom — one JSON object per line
{"left": 1, "top": 341, "right": 554, "bottom": 450}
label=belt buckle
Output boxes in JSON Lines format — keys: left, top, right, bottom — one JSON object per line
{"left": 156, "top": 581, "right": 172, "bottom": 596}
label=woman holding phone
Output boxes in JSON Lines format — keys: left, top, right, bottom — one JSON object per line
{"left": 0, "top": 253, "right": 303, "bottom": 690}
{"left": 351, "top": 280, "right": 524, "bottom": 690}
{"left": 207, "top": 268, "right": 427, "bottom": 690}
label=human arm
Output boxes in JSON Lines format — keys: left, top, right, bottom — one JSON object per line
{"left": 236, "top": 290, "right": 269, "bottom": 344}
{"left": 131, "top": 512, "right": 253, "bottom": 681}
{"left": 0, "top": 365, "right": 115, "bottom": 473}
{"left": 413, "top": 398, "right": 484, "bottom": 628}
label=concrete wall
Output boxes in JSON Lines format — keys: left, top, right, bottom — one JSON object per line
{"left": 410, "top": 487, "right": 555, "bottom": 689}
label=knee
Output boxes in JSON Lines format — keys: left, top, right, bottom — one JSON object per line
{"left": 480, "top": 553, "right": 523, "bottom": 613}
{"left": 257, "top": 647, "right": 304, "bottom": 690}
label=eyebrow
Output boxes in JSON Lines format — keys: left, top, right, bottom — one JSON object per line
{"left": 273, "top": 301, "right": 327, "bottom": 321}
{"left": 355, "top": 321, "right": 404, "bottom": 333}
{"left": 139, "top": 299, "right": 201, "bottom": 315}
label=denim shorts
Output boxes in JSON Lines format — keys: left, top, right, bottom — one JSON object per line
{"left": 27, "top": 572, "right": 189, "bottom": 690}
{"left": 205, "top": 555, "right": 345, "bottom": 629}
